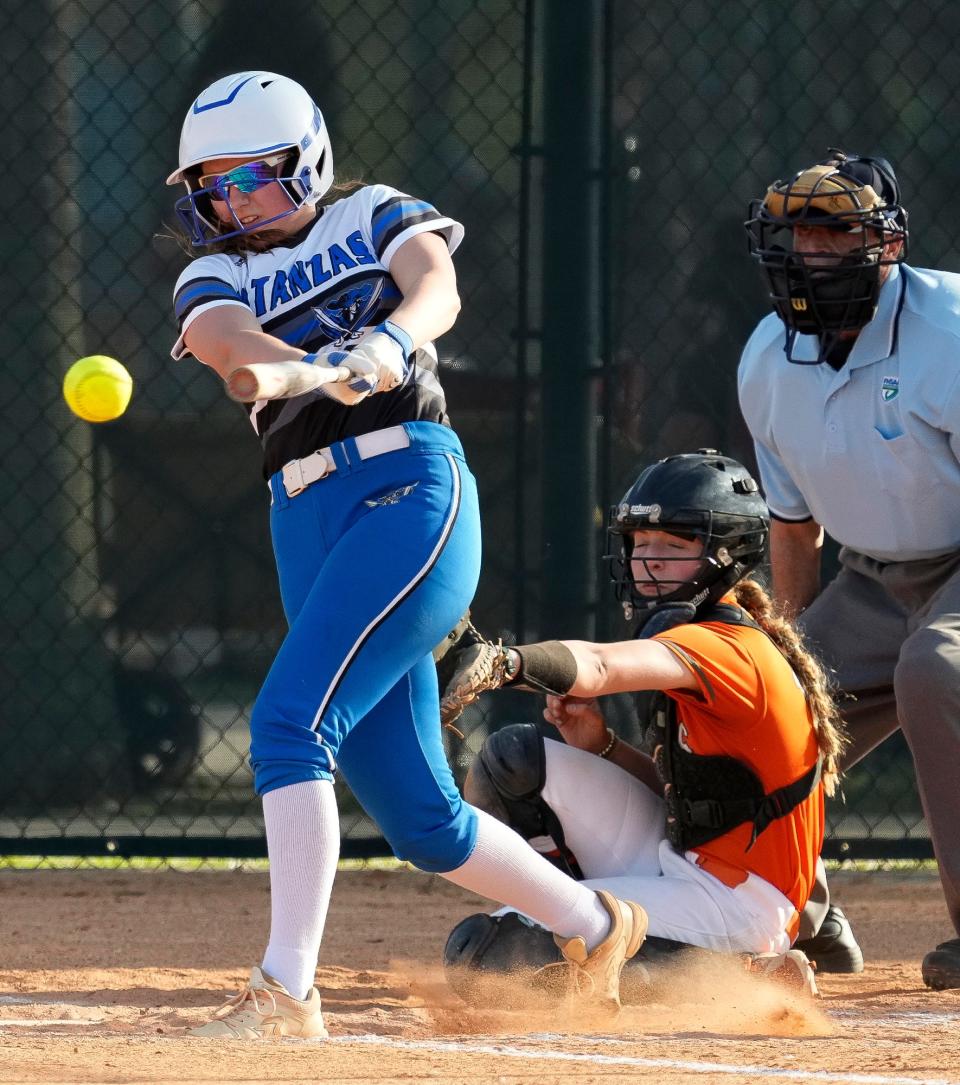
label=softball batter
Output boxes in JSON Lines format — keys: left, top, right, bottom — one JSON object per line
{"left": 168, "top": 71, "right": 646, "bottom": 1038}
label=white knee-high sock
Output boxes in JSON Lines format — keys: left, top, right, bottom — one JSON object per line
{"left": 261, "top": 779, "right": 340, "bottom": 1000}
{"left": 441, "top": 807, "right": 611, "bottom": 950}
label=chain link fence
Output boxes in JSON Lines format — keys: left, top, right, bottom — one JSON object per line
{"left": 1, "top": 0, "right": 953, "bottom": 864}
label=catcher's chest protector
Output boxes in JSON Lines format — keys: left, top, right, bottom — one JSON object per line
{"left": 636, "top": 604, "right": 821, "bottom": 853}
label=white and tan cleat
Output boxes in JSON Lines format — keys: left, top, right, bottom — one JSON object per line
{"left": 553, "top": 889, "right": 649, "bottom": 1013}
{"left": 189, "top": 966, "right": 328, "bottom": 1039}
{"left": 748, "top": 948, "right": 820, "bottom": 998}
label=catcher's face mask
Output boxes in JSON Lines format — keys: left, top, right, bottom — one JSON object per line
{"left": 627, "top": 529, "right": 707, "bottom": 602}
{"left": 745, "top": 150, "right": 907, "bottom": 363}
{"left": 607, "top": 517, "right": 737, "bottom": 618}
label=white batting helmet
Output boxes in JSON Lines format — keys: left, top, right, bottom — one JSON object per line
{"left": 167, "top": 71, "right": 334, "bottom": 243}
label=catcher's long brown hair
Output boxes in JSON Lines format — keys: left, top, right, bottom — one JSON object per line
{"left": 732, "top": 577, "right": 848, "bottom": 796}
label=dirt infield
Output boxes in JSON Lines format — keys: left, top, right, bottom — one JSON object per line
{"left": 1, "top": 867, "right": 958, "bottom": 1084}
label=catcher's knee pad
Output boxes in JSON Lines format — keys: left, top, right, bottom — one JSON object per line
{"left": 464, "top": 723, "right": 582, "bottom": 879}
{"left": 464, "top": 723, "right": 556, "bottom": 841}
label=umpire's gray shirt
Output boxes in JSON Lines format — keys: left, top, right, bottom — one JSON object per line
{"left": 738, "top": 264, "right": 960, "bottom": 562}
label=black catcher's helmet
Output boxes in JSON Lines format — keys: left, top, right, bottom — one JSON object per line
{"left": 745, "top": 149, "right": 907, "bottom": 363}
{"left": 607, "top": 450, "right": 769, "bottom": 619}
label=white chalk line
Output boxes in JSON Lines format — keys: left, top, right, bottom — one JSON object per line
{"left": 0, "top": 1005, "right": 956, "bottom": 1084}
{"left": 830, "top": 1009, "right": 960, "bottom": 1028}
{"left": 0, "top": 1019, "right": 103, "bottom": 1028}
{"left": 324, "top": 1033, "right": 960, "bottom": 1085}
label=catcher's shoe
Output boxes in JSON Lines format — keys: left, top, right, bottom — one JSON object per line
{"left": 748, "top": 949, "right": 820, "bottom": 998}
{"left": 794, "top": 904, "right": 864, "bottom": 974}
{"left": 552, "top": 889, "right": 648, "bottom": 1013}
{"left": 188, "top": 966, "right": 328, "bottom": 1040}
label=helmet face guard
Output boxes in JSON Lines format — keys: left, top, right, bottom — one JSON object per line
{"left": 605, "top": 451, "right": 769, "bottom": 620}
{"left": 174, "top": 153, "right": 306, "bottom": 246}
{"left": 745, "top": 151, "right": 907, "bottom": 363}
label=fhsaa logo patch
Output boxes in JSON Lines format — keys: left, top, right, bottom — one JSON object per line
{"left": 881, "top": 376, "right": 900, "bottom": 402}
{"left": 365, "top": 482, "right": 419, "bottom": 508}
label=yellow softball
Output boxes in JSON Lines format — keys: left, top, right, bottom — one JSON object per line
{"left": 63, "top": 355, "right": 133, "bottom": 423}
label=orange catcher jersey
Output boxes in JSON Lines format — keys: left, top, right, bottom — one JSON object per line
{"left": 657, "top": 602, "right": 823, "bottom": 935}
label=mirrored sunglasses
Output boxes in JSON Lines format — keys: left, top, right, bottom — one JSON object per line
{"left": 198, "top": 153, "right": 290, "bottom": 200}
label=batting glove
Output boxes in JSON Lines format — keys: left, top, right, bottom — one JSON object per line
{"left": 303, "top": 345, "right": 378, "bottom": 406}
{"left": 305, "top": 321, "right": 412, "bottom": 407}
{"left": 350, "top": 320, "right": 413, "bottom": 393}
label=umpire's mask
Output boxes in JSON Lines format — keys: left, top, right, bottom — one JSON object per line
{"left": 745, "top": 149, "right": 907, "bottom": 364}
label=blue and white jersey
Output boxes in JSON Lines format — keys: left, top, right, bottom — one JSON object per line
{"left": 739, "top": 264, "right": 960, "bottom": 561}
{"left": 172, "top": 184, "right": 463, "bottom": 478}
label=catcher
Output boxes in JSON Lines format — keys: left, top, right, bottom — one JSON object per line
{"left": 439, "top": 450, "right": 846, "bottom": 999}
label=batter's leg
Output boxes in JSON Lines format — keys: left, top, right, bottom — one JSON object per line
{"left": 339, "top": 657, "right": 629, "bottom": 965}
{"left": 251, "top": 441, "right": 481, "bottom": 794}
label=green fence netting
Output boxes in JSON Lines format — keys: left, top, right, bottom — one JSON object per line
{"left": 2, "top": 0, "right": 952, "bottom": 863}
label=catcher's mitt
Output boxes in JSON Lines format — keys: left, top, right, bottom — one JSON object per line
{"left": 436, "top": 618, "right": 512, "bottom": 727}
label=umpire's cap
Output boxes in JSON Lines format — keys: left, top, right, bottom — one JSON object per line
{"left": 760, "top": 149, "right": 905, "bottom": 232}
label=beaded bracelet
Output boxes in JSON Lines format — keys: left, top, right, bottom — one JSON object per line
{"left": 598, "top": 727, "right": 618, "bottom": 759}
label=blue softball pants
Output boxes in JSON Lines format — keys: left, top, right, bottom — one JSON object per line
{"left": 249, "top": 421, "right": 481, "bottom": 872}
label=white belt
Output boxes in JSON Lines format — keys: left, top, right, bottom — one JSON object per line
{"left": 280, "top": 425, "right": 410, "bottom": 498}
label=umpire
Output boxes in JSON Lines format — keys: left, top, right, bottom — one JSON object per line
{"left": 739, "top": 148, "right": 960, "bottom": 990}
